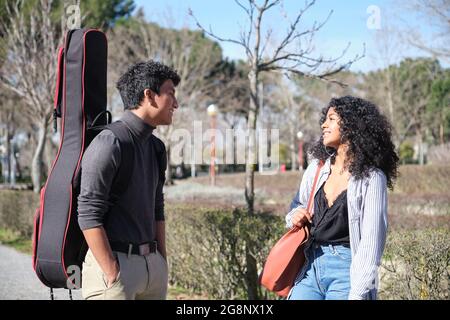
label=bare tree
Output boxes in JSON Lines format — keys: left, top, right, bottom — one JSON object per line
{"left": 364, "top": 22, "right": 405, "bottom": 146}
{"left": 0, "top": 92, "right": 16, "bottom": 183}
{"left": 0, "top": 0, "right": 63, "bottom": 192}
{"left": 372, "top": 26, "right": 402, "bottom": 136}
{"left": 191, "top": 0, "right": 363, "bottom": 299}
{"left": 191, "top": 0, "right": 363, "bottom": 213}
{"left": 396, "top": 0, "right": 450, "bottom": 62}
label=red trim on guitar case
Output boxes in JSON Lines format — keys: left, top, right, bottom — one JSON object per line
{"left": 34, "top": 33, "right": 70, "bottom": 286}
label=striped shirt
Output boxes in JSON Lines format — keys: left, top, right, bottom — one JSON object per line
{"left": 286, "top": 157, "right": 388, "bottom": 300}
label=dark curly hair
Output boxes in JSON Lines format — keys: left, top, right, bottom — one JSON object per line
{"left": 116, "top": 60, "right": 180, "bottom": 110}
{"left": 310, "top": 96, "right": 399, "bottom": 189}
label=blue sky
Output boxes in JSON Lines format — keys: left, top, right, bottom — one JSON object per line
{"left": 133, "top": 0, "right": 438, "bottom": 72}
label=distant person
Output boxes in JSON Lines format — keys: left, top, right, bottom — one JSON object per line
{"left": 77, "top": 61, "right": 180, "bottom": 300}
{"left": 286, "top": 96, "right": 399, "bottom": 300}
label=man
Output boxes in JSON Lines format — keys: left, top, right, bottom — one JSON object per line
{"left": 77, "top": 60, "right": 180, "bottom": 300}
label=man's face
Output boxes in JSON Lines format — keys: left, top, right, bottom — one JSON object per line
{"left": 153, "top": 79, "right": 178, "bottom": 125}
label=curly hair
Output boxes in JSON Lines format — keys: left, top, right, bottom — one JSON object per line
{"left": 310, "top": 96, "right": 399, "bottom": 189}
{"left": 116, "top": 60, "right": 180, "bottom": 110}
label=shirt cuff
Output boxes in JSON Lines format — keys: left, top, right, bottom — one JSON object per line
{"left": 78, "top": 217, "right": 104, "bottom": 231}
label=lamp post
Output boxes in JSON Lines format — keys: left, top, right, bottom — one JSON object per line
{"left": 297, "top": 131, "right": 304, "bottom": 171}
{"left": 207, "top": 104, "right": 218, "bottom": 186}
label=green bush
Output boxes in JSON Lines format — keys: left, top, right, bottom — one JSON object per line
{"left": 399, "top": 141, "right": 415, "bottom": 164}
{"left": 0, "top": 190, "right": 38, "bottom": 238}
{"left": 166, "top": 204, "right": 286, "bottom": 299}
{"left": 380, "top": 228, "right": 450, "bottom": 300}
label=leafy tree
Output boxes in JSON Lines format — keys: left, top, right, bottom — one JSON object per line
{"left": 46, "top": 0, "right": 135, "bottom": 30}
{"left": 428, "top": 70, "right": 450, "bottom": 144}
{"left": 394, "top": 58, "right": 443, "bottom": 164}
{"left": 399, "top": 141, "right": 415, "bottom": 164}
{"left": 364, "top": 58, "right": 444, "bottom": 149}
{"left": 0, "top": 0, "right": 63, "bottom": 192}
{"left": 1, "top": 0, "right": 135, "bottom": 30}
{"left": 79, "top": 0, "right": 135, "bottom": 29}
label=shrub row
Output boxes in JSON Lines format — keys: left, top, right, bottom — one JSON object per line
{"left": 0, "top": 190, "right": 38, "bottom": 238}
{"left": 380, "top": 228, "right": 449, "bottom": 300}
{"left": 0, "top": 190, "right": 448, "bottom": 299}
{"left": 165, "top": 204, "right": 285, "bottom": 299}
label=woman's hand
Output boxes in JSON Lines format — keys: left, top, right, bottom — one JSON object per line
{"left": 291, "top": 208, "right": 312, "bottom": 228}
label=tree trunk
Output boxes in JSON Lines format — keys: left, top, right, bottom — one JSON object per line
{"left": 233, "top": 125, "right": 237, "bottom": 172}
{"left": 45, "top": 133, "right": 57, "bottom": 177}
{"left": 32, "top": 119, "right": 48, "bottom": 193}
{"left": 244, "top": 245, "right": 259, "bottom": 300}
{"left": 386, "top": 74, "right": 395, "bottom": 125}
{"left": 243, "top": 69, "right": 261, "bottom": 300}
{"left": 3, "top": 128, "right": 11, "bottom": 184}
{"left": 245, "top": 110, "right": 257, "bottom": 212}
{"left": 245, "top": 69, "right": 258, "bottom": 215}
{"left": 13, "top": 149, "right": 22, "bottom": 181}
{"left": 290, "top": 127, "right": 296, "bottom": 171}
{"left": 387, "top": 87, "right": 399, "bottom": 145}
{"left": 165, "top": 144, "right": 174, "bottom": 185}
{"left": 417, "top": 129, "right": 424, "bottom": 166}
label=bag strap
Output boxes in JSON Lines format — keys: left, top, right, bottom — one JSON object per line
{"left": 53, "top": 46, "right": 64, "bottom": 114}
{"left": 52, "top": 46, "right": 64, "bottom": 133}
{"left": 306, "top": 160, "right": 324, "bottom": 214}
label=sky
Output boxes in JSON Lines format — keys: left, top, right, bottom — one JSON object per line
{"left": 133, "top": 0, "right": 440, "bottom": 73}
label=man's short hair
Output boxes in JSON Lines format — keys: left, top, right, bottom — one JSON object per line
{"left": 116, "top": 60, "right": 181, "bottom": 110}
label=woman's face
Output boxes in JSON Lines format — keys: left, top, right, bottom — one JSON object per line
{"left": 321, "top": 107, "right": 342, "bottom": 149}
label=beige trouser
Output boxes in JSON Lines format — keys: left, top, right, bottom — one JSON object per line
{"left": 81, "top": 248, "right": 168, "bottom": 300}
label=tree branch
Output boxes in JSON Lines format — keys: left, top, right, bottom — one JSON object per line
{"left": 189, "top": 8, "right": 253, "bottom": 59}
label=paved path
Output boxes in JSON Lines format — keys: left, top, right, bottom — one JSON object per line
{"left": 0, "top": 244, "right": 82, "bottom": 300}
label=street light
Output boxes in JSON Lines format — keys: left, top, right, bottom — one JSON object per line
{"left": 297, "top": 131, "right": 304, "bottom": 171}
{"left": 207, "top": 104, "right": 218, "bottom": 186}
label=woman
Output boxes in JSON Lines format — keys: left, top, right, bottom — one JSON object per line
{"left": 286, "top": 96, "right": 399, "bottom": 300}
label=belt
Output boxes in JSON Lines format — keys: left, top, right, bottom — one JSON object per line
{"left": 109, "top": 240, "right": 158, "bottom": 256}
{"left": 312, "top": 242, "right": 350, "bottom": 249}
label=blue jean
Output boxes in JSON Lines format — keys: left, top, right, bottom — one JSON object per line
{"left": 288, "top": 244, "right": 352, "bottom": 300}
